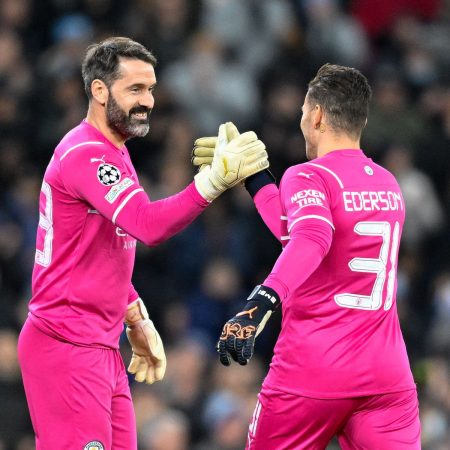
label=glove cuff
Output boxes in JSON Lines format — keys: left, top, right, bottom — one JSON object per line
{"left": 194, "top": 167, "right": 226, "bottom": 202}
{"left": 236, "top": 285, "right": 280, "bottom": 323}
{"left": 247, "top": 284, "right": 280, "bottom": 309}
{"left": 244, "top": 169, "right": 276, "bottom": 198}
{"left": 125, "top": 298, "right": 149, "bottom": 327}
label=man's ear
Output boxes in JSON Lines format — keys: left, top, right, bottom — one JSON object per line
{"left": 91, "top": 79, "right": 109, "bottom": 106}
{"left": 313, "top": 104, "right": 324, "bottom": 130}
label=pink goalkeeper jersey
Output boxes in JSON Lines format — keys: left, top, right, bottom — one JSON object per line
{"left": 257, "top": 149, "right": 415, "bottom": 398}
{"left": 29, "top": 120, "right": 208, "bottom": 348}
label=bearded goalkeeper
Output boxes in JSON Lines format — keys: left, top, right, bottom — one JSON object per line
{"left": 17, "top": 36, "right": 269, "bottom": 450}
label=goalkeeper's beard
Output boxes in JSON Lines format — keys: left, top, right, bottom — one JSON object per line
{"left": 106, "top": 93, "right": 151, "bottom": 140}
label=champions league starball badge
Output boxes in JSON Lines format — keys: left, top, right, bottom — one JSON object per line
{"left": 97, "top": 163, "right": 121, "bottom": 186}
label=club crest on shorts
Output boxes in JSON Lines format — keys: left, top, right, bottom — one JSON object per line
{"left": 97, "top": 163, "right": 121, "bottom": 186}
{"left": 83, "top": 441, "right": 104, "bottom": 450}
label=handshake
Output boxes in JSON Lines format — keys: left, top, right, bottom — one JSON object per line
{"left": 192, "top": 122, "right": 269, "bottom": 202}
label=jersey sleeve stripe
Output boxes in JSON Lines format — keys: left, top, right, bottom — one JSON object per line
{"left": 288, "top": 214, "right": 335, "bottom": 233}
{"left": 112, "top": 188, "right": 144, "bottom": 224}
{"left": 307, "top": 163, "right": 344, "bottom": 189}
{"left": 281, "top": 235, "right": 290, "bottom": 241}
{"left": 60, "top": 141, "right": 104, "bottom": 161}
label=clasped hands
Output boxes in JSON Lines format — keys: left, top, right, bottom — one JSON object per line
{"left": 193, "top": 122, "right": 269, "bottom": 201}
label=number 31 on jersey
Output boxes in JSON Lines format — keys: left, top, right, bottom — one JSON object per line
{"left": 335, "top": 221, "right": 400, "bottom": 311}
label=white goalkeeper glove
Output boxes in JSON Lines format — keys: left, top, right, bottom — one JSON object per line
{"left": 125, "top": 298, "right": 166, "bottom": 384}
{"left": 194, "top": 122, "right": 269, "bottom": 201}
{"left": 193, "top": 122, "right": 276, "bottom": 198}
{"left": 191, "top": 123, "right": 239, "bottom": 171}
{"left": 192, "top": 137, "right": 216, "bottom": 172}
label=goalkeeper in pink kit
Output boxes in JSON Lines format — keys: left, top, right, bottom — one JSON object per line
{"left": 17, "top": 37, "right": 269, "bottom": 450}
{"left": 195, "top": 64, "right": 421, "bottom": 449}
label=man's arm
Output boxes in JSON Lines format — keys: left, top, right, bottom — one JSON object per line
{"left": 61, "top": 125, "right": 268, "bottom": 247}
{"left": 217, "top": 218, "right": 333, "bottom": 365}
{"left": 217, "top": 166, "right": 334, "bottom": 365}
{"left": 112, "top": 183, "right": 208, "bottom": 247}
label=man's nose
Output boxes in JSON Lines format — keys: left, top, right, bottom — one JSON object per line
{"left": 140, "top": 90, "right": 154, "bottom": 109}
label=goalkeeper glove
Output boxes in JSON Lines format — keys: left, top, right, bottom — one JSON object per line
{"left": 192, "top": 122, "right": 276, "bottom": 198}
{"left": 125, "top": 298, "right": 166, "bottom": 384}
{"left": 194, "top": 122, "right": 269, "bottom": 202}
{"left": 192, "top": 136, "right": 216, "bottom": 171}
{"left": 218, "top": 285, "right": 280, "bottom": 366}
{"left": 191, "top": 122, "right": 240, "bottom": 170}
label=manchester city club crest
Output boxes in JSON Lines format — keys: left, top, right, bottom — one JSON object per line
{"left": 83, "top": 441, "right": 104, "bottom": 450}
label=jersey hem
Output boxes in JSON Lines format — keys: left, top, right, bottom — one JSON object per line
{"left": 28, "top": 313, "right": 119, "bottom": 350}
{"left": 262, "top": 381, "right": 418, "bottom": 399}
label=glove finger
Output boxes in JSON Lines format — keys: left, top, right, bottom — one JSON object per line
{"left": 236, "top": 338, "right": 250, "bottom": 366}
{"left": 242, "top": 335, "right": 256, "bottom": 362}
{"left": 194, "top": 137, "right": 217, "bottom": 148}
{"left": 240, "top": 140, "right": 266, "bottom": 156}
{"left": 193, "top": 146, "right": 215, "bottom": 157}
{"left": 239, "top": 149, "right": 268, "bottom": 166}
{"left": 234, "top": 131, "right": 258, "bottom": 146}
{"left": 218, "top": 339, "right": 232, "bottom": 366}
{"left": 154, "top": 358, "right": 167, "bottom": 381}
{"left": 135, "top": 358, "right": 149, "bottom": 383}
{"left": 192, "top": 156, "right": 213, "bottom": 167}
{"left": 226, "top": 335, "right": 239, "bottom": 362}
{"left": 128, "top": 354, "right": 140, "bottom": 374}
{"left": 145, "top": 364, "right": 156, "bottom": 384}
{"left": 217, "top": 124, "right": 228, "bottom": 151}
{"left": 225, "top": 122, "right": 240, "bottom": 141}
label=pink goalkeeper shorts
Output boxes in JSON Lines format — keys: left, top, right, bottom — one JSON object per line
{"left": 18, "top": 318, "right": 136, "bottom": 450}
{"left": 247, "top": 386, "right": 421, "bottom": 450}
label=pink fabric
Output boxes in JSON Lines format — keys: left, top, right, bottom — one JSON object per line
{"left": 29, "top": 120, "right": 208, "bottom": 348}
{"left": 18, "top": 319, "right": 137, "bottom": 450}
{"left": 128, "top": 284, "right": 140, "bottom": 305}
{"left": 246, "top": 386, "right": 420, "bottom": 450}
{"left": 260, "top": 150, "right": 415, "bottom": 398}
{"left": 263, "top": 219, "right": 333, "bottom": 300}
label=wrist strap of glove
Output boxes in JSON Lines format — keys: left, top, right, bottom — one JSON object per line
{"left": 237, "top": 285, "right": 280, "bottom": 322}
{"left": 244, "top": 169, "right": 276, "bottom": 198}
{"left": 125, "top": 298, "right": 149, "bottom": 327}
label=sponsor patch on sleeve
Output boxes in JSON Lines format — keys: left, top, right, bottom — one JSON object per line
{"left": 105, "top": 177, "right": 134, "bottom": 203}
{"left": 290, "top": 189, "right": 326, "bottom": 211}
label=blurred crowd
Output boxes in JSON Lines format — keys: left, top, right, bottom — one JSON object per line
{"left": 0, "top": 0, "right": 449, "bottom": 449}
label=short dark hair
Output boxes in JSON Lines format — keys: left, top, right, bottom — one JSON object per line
{"left": 307, "top": 63, "right": 372, "bottom": 139}
{"left": 81, "top": 37, "right": 157, "bottom": 99}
